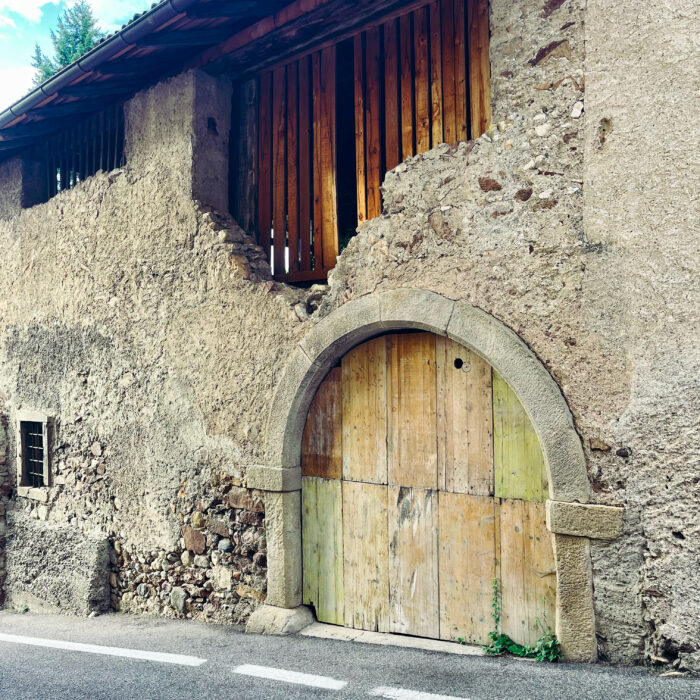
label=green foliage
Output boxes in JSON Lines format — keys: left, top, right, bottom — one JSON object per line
{"left": 31, "top": 0, "right": 105, "bottom": 85}
{"left": 481, "top": 578, "right": 562, "bottom": 662}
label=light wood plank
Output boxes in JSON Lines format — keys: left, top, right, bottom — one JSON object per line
{"left": 302, "top": 477, "right": 344, "bottom": 625}
{"left": 287, "top": 61, "right": 299, "bottom": 273}
{"left": 343, "top": 481, "right": 389, "bottom": 632}
{"left": 319, "top": 45, "right": 338, "bottom": 270}
{"left": 342, "top": 336, "right": 388, "bottom": 484}
{"left": 272, "top": 65, "right": 287, "bottom": 276}
{"left": 365, "top": 27, "right": 383, "bottom": 220}
{"left": 353, "top": 34, "right": 367, "bottom": 224}
{"left": 389, "top": 486, "right": 439, "bottom": 637}
{"left": 413, "top": 6, "right": 430, "bottom": 154}
{"left": 257, "top": 71, "right": 272, "bottom": 258}
{"left": 302, "top": 366, "right": 342, "bottom": 479}
{"left": 440, "top": 0, "right": 456, "bottom": 145}
{"left": 467, "top": 0, "right": 491, "bottom": 138}
{"left": 383, "top": 19, "right": 401, "bottom": 171}
{"left": 454, "top": 0, "right": 468, "bottom": 142}
{"left": 436, "top": 337, "right": 494, "bottom": 495}
{"left": 399, "top": 13, "right": 414, "bottom": 158}
{"left": 438, "top": 492, "right": 496, "bottom": 643}
{"left": 298, "top": 56, "right": 312, "bottom": 271}
{"left": 429, "top": 2, "right": 443, "bottom": 147}
{"left": 499, "top": 499, "right": 555, "bottom": 646}
{"left": 387, "top": 333, "right": 438, "bottom": 489}
{"left": 493, "top": 372, "right": 548, "bottom": 502}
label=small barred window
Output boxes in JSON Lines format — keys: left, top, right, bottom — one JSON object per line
{"left": 17, "top": 413, "right": 52, "bottom": 491}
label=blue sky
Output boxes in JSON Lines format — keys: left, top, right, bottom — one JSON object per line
{"left": 0, "top": 1, "right": 153, "bottom": 112}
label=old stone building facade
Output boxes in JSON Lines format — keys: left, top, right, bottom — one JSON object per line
{"left": 0, "top": 0, "right": 697, "bottom": 673}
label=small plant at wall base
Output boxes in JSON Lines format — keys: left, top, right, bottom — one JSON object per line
{"left": 465, "top": 579, "right": 562, "bottom": 662}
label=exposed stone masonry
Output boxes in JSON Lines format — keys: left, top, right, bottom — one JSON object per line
{"left": 0, "top": 407, "right": 8, "bottom": 607}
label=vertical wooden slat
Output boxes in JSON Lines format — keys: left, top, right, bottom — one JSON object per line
{"left": 389, "top": 486, "right": 439, "bottom": 638}
{"left": 287, "top": 62, "right": 299, "bottom": 273}
{"left": 364, "top": 27, "right": 382, "bottom": 220}
{"left": 272, "top": 65, "right": 287, "bottom": 276}
{"left": 319, "top": 45, "right": 338, "bottom": 270}
{"left": 342, "top": 336, "right": 388, "bottom": 484}
{"left": 302, "top": 476, "right": 344, "bottom": 625}
{"left": 258, "top": 71, "right": 273, "bottom": 260}
{"left": 302, "top": 367, "right": 342, "bottom": 479}
{"left": 343, "top": 481, "right": 389, "bottom": 632}
{"left": 500, "top": 499, "right": 556, "bottom": 646}
{"left": 236, "top": 78, "right": 259, "bottom": 235}
{"left": 387, "top": 333, "right": 438, "bottom": 489}
{"left": 429, "top": 2, "right": 444, "bottom": 146}
{"left": 413, "top": 6, "right": 431, "bottom": 154}
{"left": 99, "top": 109, "right": 105, "bottom": 174}
{"left": 493, "top": 372, "right": 548, "bottom": 502}
{"left": 439, "top": 492, "right": 496, "bottom": 643}
{"left": 383, "top": 19, "right": 400, "bottom": 171}
{"left": 298, "top": 56, "right": 312, "bottom": 271}
{"left": 441, "top": 0, "right": 456, "bottom": 145}
{"left": 467, "top": 0, "right": 491, "bottom": 138}
{"left": 436, "top": 337, "right": 494, "bottom": 495}
{"left": 312, "top": 51, "right": 323, "bottom": 271}
{"left": 399, "top": 13, "right": 414, "bottom": 159}
{"left": 353, "top": 34, "right": 367, "bottom": 225}
{"left": 454, "top": 0, "right": 469, "bottom": 142}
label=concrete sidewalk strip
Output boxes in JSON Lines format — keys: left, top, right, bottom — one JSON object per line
{"left": 369, "top": 687, "right": 470, "bottom": 700}
{"left": 0, "top": 632, "right": 207, "bottom": 666}
{"left": 233, "top": 663, "right": 348, "bottom": 690}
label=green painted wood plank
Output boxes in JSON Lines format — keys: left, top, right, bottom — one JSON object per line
{"left": 493, "top": 372, "right": 548, "bottom": 502}
{"left": 302, "top": 476, "right": 319, "bottom": 609}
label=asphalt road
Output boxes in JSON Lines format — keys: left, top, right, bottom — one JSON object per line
{"left": 0, "top": 611, "right": 696, "bottom": 700}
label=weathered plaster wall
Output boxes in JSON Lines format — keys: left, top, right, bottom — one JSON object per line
{"left": 583, "top": 0, "right": 700, "bottom": 673}
{"left": 0, "top": 0, "right": 695, "bottom": 672}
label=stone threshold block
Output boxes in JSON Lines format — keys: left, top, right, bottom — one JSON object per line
{"left": 245, "top": 604, "right": 314, "bottom": 635}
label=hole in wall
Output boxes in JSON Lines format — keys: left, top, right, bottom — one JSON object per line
{"left": 454, "top": 358, "right": 464, "bottom": 369}
{"left": 207, "top": 117, "right": 218, "bottom": 135}
{"left": 672, "top": 531, "right": 685, "bottom": 540}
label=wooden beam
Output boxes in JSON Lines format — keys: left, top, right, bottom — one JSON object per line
{"left": 60, "top": 82, "right": 136, "bottom": 98}
{"left": 138, "top": 27, "right": 234, "bottom": 48}
{"left": 96, "top": 56, "right": 172, "bottom": 76}
{"left": 186, "top": 1, "right": 261, "bottom": 19}
{"left": 26, "top": 103, "right": 98, "bottom": 119}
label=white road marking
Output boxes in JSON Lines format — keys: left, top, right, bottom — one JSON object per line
{"left": 369, "top": 687, "right": 470, "bottom": 700}
{"left": 234, "top": 663, "right": 348, "bottom": 690}
{"left": 0, "top": 632, "right": 206, "bottom": 667}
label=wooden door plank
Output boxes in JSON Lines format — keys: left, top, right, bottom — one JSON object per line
{"left": 467, "top": 0, "right": 491, "bottom": 138}
{"left": 343, "top": 481, "right": 389, "bottom": 632}
{"left": 453, "top": 0, "right": 468, "bottom": 142}
{"left": 500, "top": 499, "right": 555, "bottom": 646}
{"left": 312, "top": 51, "right": 323, "bottom": 271}
{"left": 272, "top": 65, "right": 287, "bottom": 276}
{"left": 438, "top": 492, "right": 496, "bottom": 643}
{"left": 383, "top": 19, "right": 401, "bottom": 171}
{"left": 440, "top": 0, "right": 456, "bottom": 145}
{"left": 436, "top": 337, "right": 494, "bottom": 495}
{"left": 302, "top": 476, "right": 344, "bottom": 625}
{"left": 298, "top": 56, "right": 312, "bottom": 271}
{"left": 413, "top": 6, "right": 431, "bottom": 154}
{"left": 388, "top": 486, "right": 439, "bottom": 637}
{"left": 353, "top": 34, "right": 367, "bottom": 224}
{"left": 493, "top": 372, "right": 548, "bottom": 502}
{"left": 365, "top": 27, "right": 383, "bottom": 220}
{"left": 319, "top": 45, "right": 338, "bottom": 270}
{"left": 429, "top": 2, "right": 444, "bottom": 147}
{"left": 387, "top": 333, "right": 438, "bottom": 489}
{"left": 286, "top": 61, "right": 299, "bottom": 273}
{"left": 257, "top": 71, "right": 272, "bottom": 258}
{"left": 341, "top": 336, "right": 388, "bottom": 484}
{"left": 302, "top": 366, "right": 342, "bottom": 479}
{"left": 399, "top": 13, "right": 414, "bottom": 159}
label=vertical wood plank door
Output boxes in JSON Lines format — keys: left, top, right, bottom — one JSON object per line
{"left": 301, "top": 331, "right": 555, "bottom": 647}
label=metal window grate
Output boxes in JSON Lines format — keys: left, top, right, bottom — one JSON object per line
{"left": 36, "top": 102, "right": 125, "bottom": 201}
{"left": 21, "top": 421, "right": 45, "bottom": 488}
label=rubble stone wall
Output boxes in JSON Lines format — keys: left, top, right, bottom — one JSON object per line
{"left": 0, "top": 0, "right": 696, "bottom": 673}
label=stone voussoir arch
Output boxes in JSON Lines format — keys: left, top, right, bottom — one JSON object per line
{"left": 248, "top": 289, "right": 624, "bottom": 662}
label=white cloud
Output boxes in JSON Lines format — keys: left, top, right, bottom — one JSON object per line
{"left": 0, "top": 1, "right": 58, "bottom": 24}
{"left": 0, "top": 65, "right": 35, "bottom": 112}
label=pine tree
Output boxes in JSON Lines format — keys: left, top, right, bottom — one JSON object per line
{"left": 31, "top": 1, "right": 105, "bottom": 85}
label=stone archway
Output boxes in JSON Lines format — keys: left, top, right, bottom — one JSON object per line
{"left": 247, "top": 289, "right": 623, "bottom": 662}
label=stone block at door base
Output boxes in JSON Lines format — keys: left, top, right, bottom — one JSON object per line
{"left": 245, "top": 604, "right": 314, "bottom": 635}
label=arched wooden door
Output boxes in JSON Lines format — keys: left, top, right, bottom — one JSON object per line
{"left": 301, "top": 331, "right": 555, "bottom": 645}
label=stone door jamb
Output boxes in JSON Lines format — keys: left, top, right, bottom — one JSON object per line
{"left": 248, "top": 289, "right": 623, "bottom": 661}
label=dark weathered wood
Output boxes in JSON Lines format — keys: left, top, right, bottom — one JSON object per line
{"left": 272, "top": 65, "right": 287, "bottom": 276}
{"left": 383, "top": 19, "right": 400, "bottom": 171}
{"left": 138, "top": 27, "right": 234, "bottom": 48}
{"left": 298, "top": 55, "right": 312, "bottom": 271}
{"left": 60, "top": 82, "right": 135, "bottom": 98}
{"left": 257, "top": 71, "right": 273, "bottom": 259}
{"left": 186, "top": 1, "right": 261, "bottom": 19}
{"left": 454, "top": 0, "right": 468, "bottom": 142}
{"left": 312, "top": 51, "right": 323, "bottom": 271}
{"left": 467, "top": 0, "right": 491, "bottom": 138}
{"left": 364, "top": 27, "right": 382, "bottom": 220}
{"left": 235, "top": 78, "right": 259, "bottom": 234}
{"left": 413, "top": 5, "right": 430, "bottom": 154}
{"left": 429, "top": 2, "right": 443, "bottom": 147}
{"left": 96, "top": 56, "right": 172, "bottom": 76}
{"left": 319, "top": 45, "right": 338, "bottom": 270}
{"left": 399, "top": 13, "right": 414, "bottom": 159}
{"left": 286, "top": 61, "right": 299, "bottom": 273}
{"left": 441, "top": 0, "right": 456, "bottom": 145}
{"left": 353, "top": 34, "right": 367, "bottom": 224}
